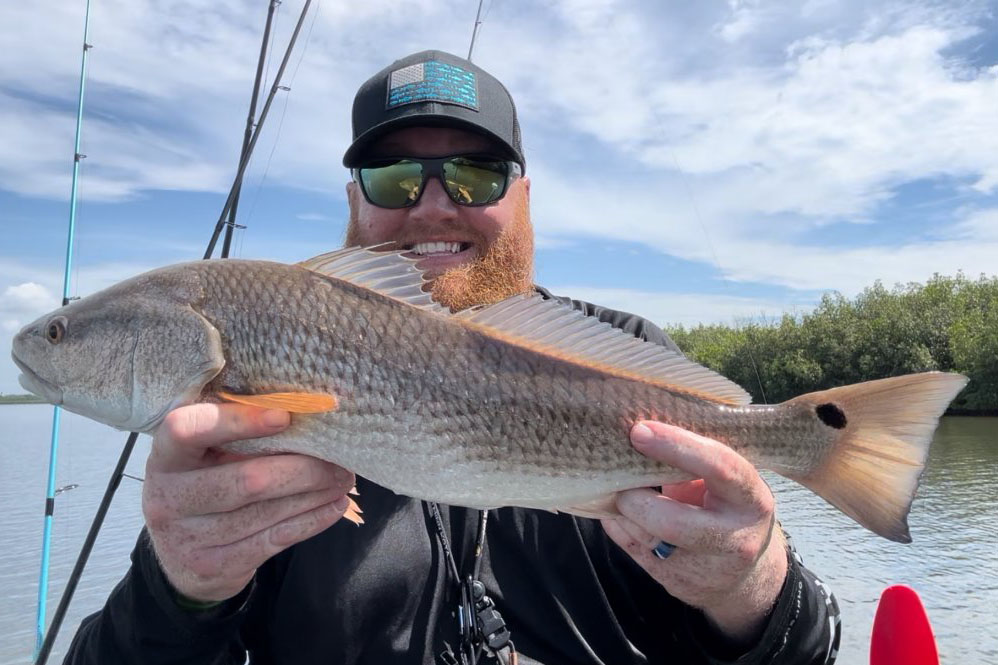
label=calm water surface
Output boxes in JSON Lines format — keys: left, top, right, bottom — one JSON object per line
{"left": 0, "top": 407, "right": 995, "bottom": 664}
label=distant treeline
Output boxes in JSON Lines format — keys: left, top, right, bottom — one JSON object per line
{"left": 665, "top": 274, "right": 997, "bottom": 413}
{"left": 0, "top": 393, "right": 45, "bottom": 405}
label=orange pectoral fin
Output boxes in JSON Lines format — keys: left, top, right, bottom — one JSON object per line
{"left": 217, "top": 391, "right": 338, "bottom": 413}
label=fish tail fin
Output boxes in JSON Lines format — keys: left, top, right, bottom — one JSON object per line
{"left": 780, "top": 372, "right": 967, "bottom": 543}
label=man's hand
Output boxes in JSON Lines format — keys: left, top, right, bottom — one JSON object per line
{"left": 142, "top": 403, "right": 356, "bottom": 603}
{"left": 602, "top": 420, "right": 788, "bottom": 646}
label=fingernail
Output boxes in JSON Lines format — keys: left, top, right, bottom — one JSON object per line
{"left": 261, "top": 409, "right": 290, "bottom": 428}
{"left": 631, "top": 423, "right": 655, "bottom": 444}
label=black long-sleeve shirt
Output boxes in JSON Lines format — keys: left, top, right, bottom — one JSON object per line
{"left": 64, "top": 288, "right": 840, "bottom": 665}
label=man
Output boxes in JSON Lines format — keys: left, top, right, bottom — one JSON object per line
{"left": 65, "top": 50, "right": 839, "bottom": 664}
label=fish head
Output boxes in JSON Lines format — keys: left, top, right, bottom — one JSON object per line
{"left": 11, "top": 265, "right": 225, "bottom": 432}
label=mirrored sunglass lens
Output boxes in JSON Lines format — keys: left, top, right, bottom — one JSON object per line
{"left": 360, "top": 161, "right": 424, "bottom": 207}
{"left": 443, "top": 159, "right": 508, "bottom": 205}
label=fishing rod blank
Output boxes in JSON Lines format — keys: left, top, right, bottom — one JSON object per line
{"left": 32, "top": 3, "right": 313, "bottom": 662}
{"left": 467, "top": 0, "right": 486, "bottom": 61}
{"left": 33, "top": 0, "right": 92, "bottom": 659}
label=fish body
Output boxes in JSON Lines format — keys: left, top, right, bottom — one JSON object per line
{"left": 11, "top": 248, "right": 968, "bottom": 542}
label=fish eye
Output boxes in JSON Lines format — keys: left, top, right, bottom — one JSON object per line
{"left": 45, "top": 317, "right": 67, "bottom": 344}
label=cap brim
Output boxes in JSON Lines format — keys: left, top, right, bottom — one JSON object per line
{"left": 342, "top": 114, "right": 521, "bottom": 167}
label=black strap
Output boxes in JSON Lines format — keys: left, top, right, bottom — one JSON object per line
{"left": 427, "top": 503, "right": 515, "bottom": 665}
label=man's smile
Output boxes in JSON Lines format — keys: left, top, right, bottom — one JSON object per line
{"left": 403, "top": 240, "right": 477, "bottom": 272}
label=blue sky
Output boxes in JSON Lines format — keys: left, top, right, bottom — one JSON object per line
{"left": 2, "top": 0, "right": 997, "bottom": 393}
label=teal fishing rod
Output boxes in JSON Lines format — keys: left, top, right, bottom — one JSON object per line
{"left": 33, "top": 0, "right": 93, "bottom": 659}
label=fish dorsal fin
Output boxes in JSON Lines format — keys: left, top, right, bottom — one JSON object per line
{"left": 458, "top": 294, "right": 753, "bottom": 406}
{"left": 297, "top": 245, "right": 446, "bottom": 312}
{"left": 298, "top": 247, "right": 750, "bottom": 404}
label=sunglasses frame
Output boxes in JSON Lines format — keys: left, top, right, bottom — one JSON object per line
{"left": 352, "top": 154, "right": 523, "bottom": 209}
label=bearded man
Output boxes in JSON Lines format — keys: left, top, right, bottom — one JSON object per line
{"left": 66, "top": 50, "right": 840, "bottom": 665}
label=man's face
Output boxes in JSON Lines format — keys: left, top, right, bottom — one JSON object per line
{"left": 345, "top": 126, "right": 534, "bottom": 310}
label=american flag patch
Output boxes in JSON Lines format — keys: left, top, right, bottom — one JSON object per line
{"left": 386, "top": 60, "right": 479, "bottom": 111}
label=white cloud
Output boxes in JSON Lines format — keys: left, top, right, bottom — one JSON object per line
{"left": 716, "top": 0, "right": 768, "bottom": 43}
{"left": 3, "top": 282, "right": 54, "bottom": 307}
{"left": 0, "top": 0, "right": 996, "bottom": 346}
{"left": 1, "top": 282, "right": 56, "bottom": 332}
{"left": 0, "top": 259, "right": 161, "bottom": 393}
{"left": 953, "top": 207, "right": 998, "bottom": 242}
{"left": 4, "top": 1, "right": 995, "bottom": 216}
{"left": 549, "top": 286, "right": 811, "bottom": 328}
{"left": 512, "top": 21, "right": 998, "bottom": 223}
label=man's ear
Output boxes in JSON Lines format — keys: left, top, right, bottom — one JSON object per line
{"left": 521, "top": 176, "right": 531, "bottom": 199}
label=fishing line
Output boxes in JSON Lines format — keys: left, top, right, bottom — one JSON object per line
{"left": 238, "top": 0, "right": 282, "bottom": 228}
{"left": 236, "top": 223, "right": 247, "bottom": 259}
{"left": 204, "top": 0, "right": 316, "bottom": 259}
{"left": 221, "top": 0, "right": 283, "bottom": 258}
{"left": 263, "top": 0, "right": 282, "bottom": 92}
{"left": 667, "top": 149, "right": 769, "bottom": 404}
{"left": 242, "top": 0, "right": 323, "bottom": 232}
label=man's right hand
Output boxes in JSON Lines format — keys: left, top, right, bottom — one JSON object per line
{"left": 142, "top": 402, "right": 356, "bottom": 603}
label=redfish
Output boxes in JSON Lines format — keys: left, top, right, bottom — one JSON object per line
{"left": 11, "top": 247, "right": 967, "bottom": 542}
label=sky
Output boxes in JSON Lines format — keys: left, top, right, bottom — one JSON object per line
{"left": 1, "top": 0, "right": 997, "bottom": 394}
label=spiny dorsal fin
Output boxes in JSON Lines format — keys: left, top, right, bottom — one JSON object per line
{"left": 298, "top": 247, "right": 751, "bottom": 405}
{"left": 297, "top": 245, "right": 445, "bottom": 312}
{"left": 458, "top": 294, "right": 753, "bottom": 405}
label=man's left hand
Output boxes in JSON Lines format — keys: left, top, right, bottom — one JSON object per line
{"left": 601, "top": 420, "right": 788, "bottom": 647}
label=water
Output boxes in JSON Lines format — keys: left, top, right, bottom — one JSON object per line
{"left": 0, "top": 406, "right": 149, "bottom": 664}
{"left": 0, "top": 407, "right": 995, "bottom": 664}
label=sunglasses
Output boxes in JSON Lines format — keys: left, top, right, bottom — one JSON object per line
{"left": 352, "top": 155, "right": 522, "bottom": 209}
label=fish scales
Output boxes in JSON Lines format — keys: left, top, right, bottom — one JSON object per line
{"left": 189, "top": 261, "right": 826, "bottom": 506}
{"left": 11, "top": 249, "right": 969, "bottom": 540}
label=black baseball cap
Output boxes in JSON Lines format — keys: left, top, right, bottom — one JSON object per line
{"left": 342, "top": 50, "right": 525, "bottom": 171}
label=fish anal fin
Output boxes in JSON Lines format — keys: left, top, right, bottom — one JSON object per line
{"left": 342, "top": 495, "right": 364, "bottom": 526}
{"left": 217, "top": 391, "right": 338, "bottom": 414}
{"left": 558, "top": 494, "right": 621, "bottom": 520}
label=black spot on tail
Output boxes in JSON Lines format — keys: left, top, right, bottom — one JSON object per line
{"left": 816, "top": 403, "right": 847, "bottom": 429}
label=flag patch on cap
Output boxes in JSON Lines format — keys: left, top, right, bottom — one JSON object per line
{"left": 386, "top": 61, "right": 479, "bottom": 111}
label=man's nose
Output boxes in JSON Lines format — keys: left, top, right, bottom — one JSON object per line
{"left": 409, "top": 176, "right": 459, "bottom": 223}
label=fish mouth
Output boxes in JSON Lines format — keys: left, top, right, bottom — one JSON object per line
{"left": 11, "top": 353, "right": 63, "bottom": 405}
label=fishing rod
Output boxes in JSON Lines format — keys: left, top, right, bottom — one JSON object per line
{"left": 221, "top": 0, "right": 281, "bottom": 259}
{"left": 467, "top": 0, "right": 486, "bottom": 61}
{"left": 204, "top": 0, "right": 314, "bottom": 260}
{"left": 32, "top": 3, "right": 313, "bottom": 662}
{"left": 33, "top": 0, "right": 92, "bottom": 658}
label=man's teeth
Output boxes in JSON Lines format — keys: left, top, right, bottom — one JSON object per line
{"left": 410, "top": 241, "right": 464, "bottom": 256}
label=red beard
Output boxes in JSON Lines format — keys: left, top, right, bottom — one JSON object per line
{"left": 345, "top": 188, "right": 535, "bottom": 311}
